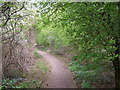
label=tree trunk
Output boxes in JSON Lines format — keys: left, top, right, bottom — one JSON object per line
{"left": 112, "top": 37, "right": 120, "bottom": 88}
{"left": 112, "top": 56, "right": 120, "bottom": 88}
{"left": 112, "top": 2, "right": 120, "bottom": 89}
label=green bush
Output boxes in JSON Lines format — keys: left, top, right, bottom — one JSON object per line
{"left": 81, "top": 80, "right": 90, "bottom": 88}
{"left": 69, "top": 56, "right": 99, "bottom": 88}
{"left": 18, "top": 80, "right": 41, "bottom": 88}
{"left": 2, "top": 78, "right": 42, "bottom": 88}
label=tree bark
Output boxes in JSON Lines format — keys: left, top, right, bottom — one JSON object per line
{"left": 112, "top": 54, "right": 120, "bottom": 88}
{"left": 112, "top": 37, "right": 120, "bottom": 88}
{"left": 112, "top": 2, "right": 120, "bottom": 89}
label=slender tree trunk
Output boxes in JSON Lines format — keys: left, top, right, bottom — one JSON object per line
{"left": 112, "top": 37, "right": 120, "bottom": 88}
{"left": 112, "top": 54, "right": 120, "bottom": 88}
{"left": 112, "top": 2, "right": 120, "bottom": 88}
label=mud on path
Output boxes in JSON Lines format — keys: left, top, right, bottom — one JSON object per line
{"left": 37, "top": 50, "right": 77, "bottom": 88}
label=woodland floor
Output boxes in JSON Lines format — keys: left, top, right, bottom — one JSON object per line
{"left": 37, "top": 50, "right": 77, "bottom": 88}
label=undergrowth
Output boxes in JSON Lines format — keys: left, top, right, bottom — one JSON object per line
{"left": 2, "top": 78, "right": 42, "bottom": 88}
{"left": 34, "top": 51, "right": 42, "bottom": 59}
{"left": 36, "top": 60, "right": 48, "bottom": 73}
{"left": 69, "top": 55, "right": 114, "bottom": 88}
{"left": 2, "top": 52, "right": 48, "bottom": 89}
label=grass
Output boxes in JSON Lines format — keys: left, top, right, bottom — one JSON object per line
{"left": 36, "top": 45, "right": 48, "bottom": 51}
{"left": 2, "top": 78, "right": 42, "bottom": 88}
{"left": 34, "top": 51, "right": 42, "bottom": 59}
{"left": 15, "top": 58, "right": 48, "bottom": 88}
{"left": 17, "top": 80, "right": 42, "bottom": 88}
{"left": 40, "top": 47, "right": 48, "bottom": 51}
{"left": 19, "top": 58, "right": 48, "bottom": 88}
{"left": 36, "top": 60, "right": 48, "bottom": 73}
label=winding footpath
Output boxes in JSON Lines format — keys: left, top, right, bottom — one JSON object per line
{"left": 37, "top": 50, "right": 77, "bottom": 88}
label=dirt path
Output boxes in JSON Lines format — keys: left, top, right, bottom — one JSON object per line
{"left": 37, "top": 50, "right": 77, "bottom": 88}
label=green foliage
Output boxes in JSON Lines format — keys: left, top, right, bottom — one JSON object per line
{"left": 2, "top": 78, "right": 16, "bottom": 88}
{"left": 0, "top": 0, "right": 4, "bottom": 3}
{"left": 36, "top": 60, "right": 48, "bottom": 72}
{"left": 34, "top": 52, "right": 48, "bottom": 72}
{"left": 39, "top": 47, "right": 48, "bottom": 51}
{"left": 34, "top": 51, "right": 42, "bottom": 59}
{"left": 2, "top": 78, "right": 42, "bottom": 88}
{"left": 34, "top": 2, "right": 119, "bottom": 88}
{"left": 34, "top": 2, "right": 119, "bottom": 58}
{"left": 81, "top": 80, "right": 91, "bottom": 88}
{"left": 69, "top": 59, "right": 98, "bottom": 83}
{"left": 2, "top": 78, "right": 25, "bottom": 88}
{"left": 0, "top": 86, "right": 3, "bottom": 90}
{"left": 18, "top": 80, "right": 41, "bottom": 88}
{"left": 34, "top": 12, "right": 69, "bottom": 49}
